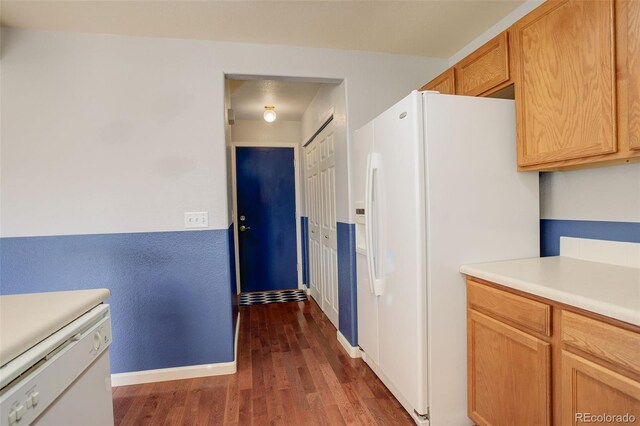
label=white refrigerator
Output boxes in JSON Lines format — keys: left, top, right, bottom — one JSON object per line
{"left": 353, "top": 91, "right": 539, "bottom": 425}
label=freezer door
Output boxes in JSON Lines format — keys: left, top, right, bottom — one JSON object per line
{"left": 372, "top": 91, "right": 428, "bottom": 414}
{"left": 354, "top": 121, "right": 379, "bottom": 363}
{"left": 356, "top": 252, "right": 378, "bottom": 364}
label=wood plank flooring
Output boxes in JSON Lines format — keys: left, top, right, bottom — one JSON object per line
{"left": 112, "top": 299, "right": 413, "bottom": 425}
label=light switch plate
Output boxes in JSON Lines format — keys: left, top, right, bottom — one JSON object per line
{"left": 184, "top": 212, "right": 209, "bottom": 228}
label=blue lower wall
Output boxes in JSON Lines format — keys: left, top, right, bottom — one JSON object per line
{"left": 0, "top": 229, "right": 236, "bottom": 374}
{"left": 540, "top": 219, "right": 640, "bottom": 257}
{"left": 337, "top": 222, "right": 358, "bottom": 346}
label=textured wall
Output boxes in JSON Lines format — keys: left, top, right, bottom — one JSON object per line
{"left": 0, "top": 27, "right": 444, "bottom": 372}
{"left": 0, "top": 230, "right": 235, "bottom": 374}
{"left": 539, "top": 165, "right": 640, "bottom": 256}
{"left": 1, "top": 27, "right": 444, "bottom": 238}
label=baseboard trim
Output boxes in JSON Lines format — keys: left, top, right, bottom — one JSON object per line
{"left": 111, "top": 313, "right": 241, "bottom": 387}
{"left": 336, "top": 330, "right": 361, "bottom": 359}
{"left": 110, "top": 362, "right": 236, "bottom": 387}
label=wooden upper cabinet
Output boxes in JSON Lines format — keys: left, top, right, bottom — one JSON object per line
{"left": 420, "top": 68, "right": 456, "bottom": 95}
{"left": 619, "top": 0, "right": 640, "bottom": 151}
{"left": 512, "top": 0, "right": 617, "bottom": 168}
{"left": 455, "top": 32, "right": 510, "bottom": 97}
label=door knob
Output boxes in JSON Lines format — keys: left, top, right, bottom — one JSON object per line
{"left": 240, "top": 225, "right": 251, "bottom": 232}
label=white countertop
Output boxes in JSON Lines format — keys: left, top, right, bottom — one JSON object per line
{"left": 460, "top": 256, "right": 640, "bottom": 327}
{"left": 0, "top": 289, "right": 111, "bottom": 366}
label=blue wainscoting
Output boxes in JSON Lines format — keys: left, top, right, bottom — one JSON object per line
{"left": 0, "top": 229, "right": 236, "bottom": 374}
{"left": 540, "top": 219, "right": 640, "bottom": 257}
{"left": 337, "top": 222, "right": 358, "bottom": 346}
{"left": 301, "top": 217, "right": 309, "bottom": 287}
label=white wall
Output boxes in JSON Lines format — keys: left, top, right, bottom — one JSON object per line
{"left": 0, "top": 27, "right": 446, "bottom": 237}
{"left": 1, "top": 28, "right": 226, "bottom": 236}
{"left": 449, "top": 1, "right": 640, "bottom": 225}
{"left": 231, "top": 120, "right": 301, "bottom": 144}
{"left": 540, "top": 166, "right": 640, "bottom": 222}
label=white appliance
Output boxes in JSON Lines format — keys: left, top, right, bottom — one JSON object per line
{"left": 0, "top": 290, "right": 114, "bottom": 426}
{"left": 353, "top": 91, "right": 539, "bottom": 425}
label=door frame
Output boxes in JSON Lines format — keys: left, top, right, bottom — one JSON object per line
{"left": 230, "top": 142, "right": 303, "bottom": 293}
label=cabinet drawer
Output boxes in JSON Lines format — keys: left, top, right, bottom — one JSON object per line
{"left": 562, "top": 311, "right": 640, "bottom": 376}
{"left": 455, "top": 32, "right": 510, "bottom": 96}
{"left": 467, "top": 279, "right": 551, "bottom": 336}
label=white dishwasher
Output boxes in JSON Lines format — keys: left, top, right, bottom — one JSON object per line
{"left": 0, "top": 289, "right": 114, "bottom": 426}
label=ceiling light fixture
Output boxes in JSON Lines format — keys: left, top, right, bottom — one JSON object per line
{"left": 263, "top": 106, "right": 277, "bottom": 123}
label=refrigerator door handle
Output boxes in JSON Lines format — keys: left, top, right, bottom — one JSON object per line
{"left": 365, "top": 153, "right": 385, "bottom": 296}
{"left": 365, "top": 154, "right": 375, "bottom": 294}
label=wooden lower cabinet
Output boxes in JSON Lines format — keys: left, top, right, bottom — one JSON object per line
{"left": 467, "top": 310, "right": 551, "bottom": 426}
{"left": 466, "top": 278, "right": 640, "bottom": 425}
{"left": 561, "top": 351, "right": 640, "bottom": 426}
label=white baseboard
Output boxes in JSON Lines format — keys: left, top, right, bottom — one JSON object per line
{"left": 336, "top": 330, "right": 361, "bottom": 358}
{"left": 111, "top": 313, "right": 241, "bottom": 387}
{"left": 110, "top": 362, "right": 236, "bottom": 387}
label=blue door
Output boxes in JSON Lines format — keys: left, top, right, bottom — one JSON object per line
{"left": 236, "top": 147, "right": 298, "bottom": 292}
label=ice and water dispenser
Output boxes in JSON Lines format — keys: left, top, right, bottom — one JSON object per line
{"left": 355, "top": 201, "right": 366, "bottom": 255}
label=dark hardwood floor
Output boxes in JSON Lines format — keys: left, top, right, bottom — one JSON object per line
{"left": 112, "top": 299, "right": 413, "bottom": 425}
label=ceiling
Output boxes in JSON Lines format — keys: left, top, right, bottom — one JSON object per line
{"left": 0, "top": 1, "right": 525, "bottom": 58}
{"left": 229, "top": 79, "right": 323, "bottom": 121}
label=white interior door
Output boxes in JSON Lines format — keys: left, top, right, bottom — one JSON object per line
{"left": 319, "top": 126, "right": 339, "bottom": 327}
{"left": 305, "top": 140, "right": 322, "bottom": 305}
{"left": 304, "top": 122, "right": 339, "bottom": 328}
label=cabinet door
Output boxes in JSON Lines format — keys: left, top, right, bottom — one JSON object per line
{"left": 512, "top": 0, "right": 617, "bottom": 167}
{"left": 619, "top": 0, "right": 640, "bottom": 151}
{"left": 455, "top": 32, "right": 510, "bottom": 97}
{"left": 561, "top": 351, "right": 640, "bottom": 425}
{"left": 468, "top": 310, "right": 551, "bottom": 426}
{"left": 420, "top": 68, "right": 456, "bottom": 95}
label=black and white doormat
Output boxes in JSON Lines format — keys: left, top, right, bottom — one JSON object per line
{"left": 240, "top": 289, "right": 308, "bottom": 306}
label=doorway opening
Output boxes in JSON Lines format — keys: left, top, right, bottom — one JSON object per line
{"left": 224, "top": 75, "right": 344, "bottom": 328}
